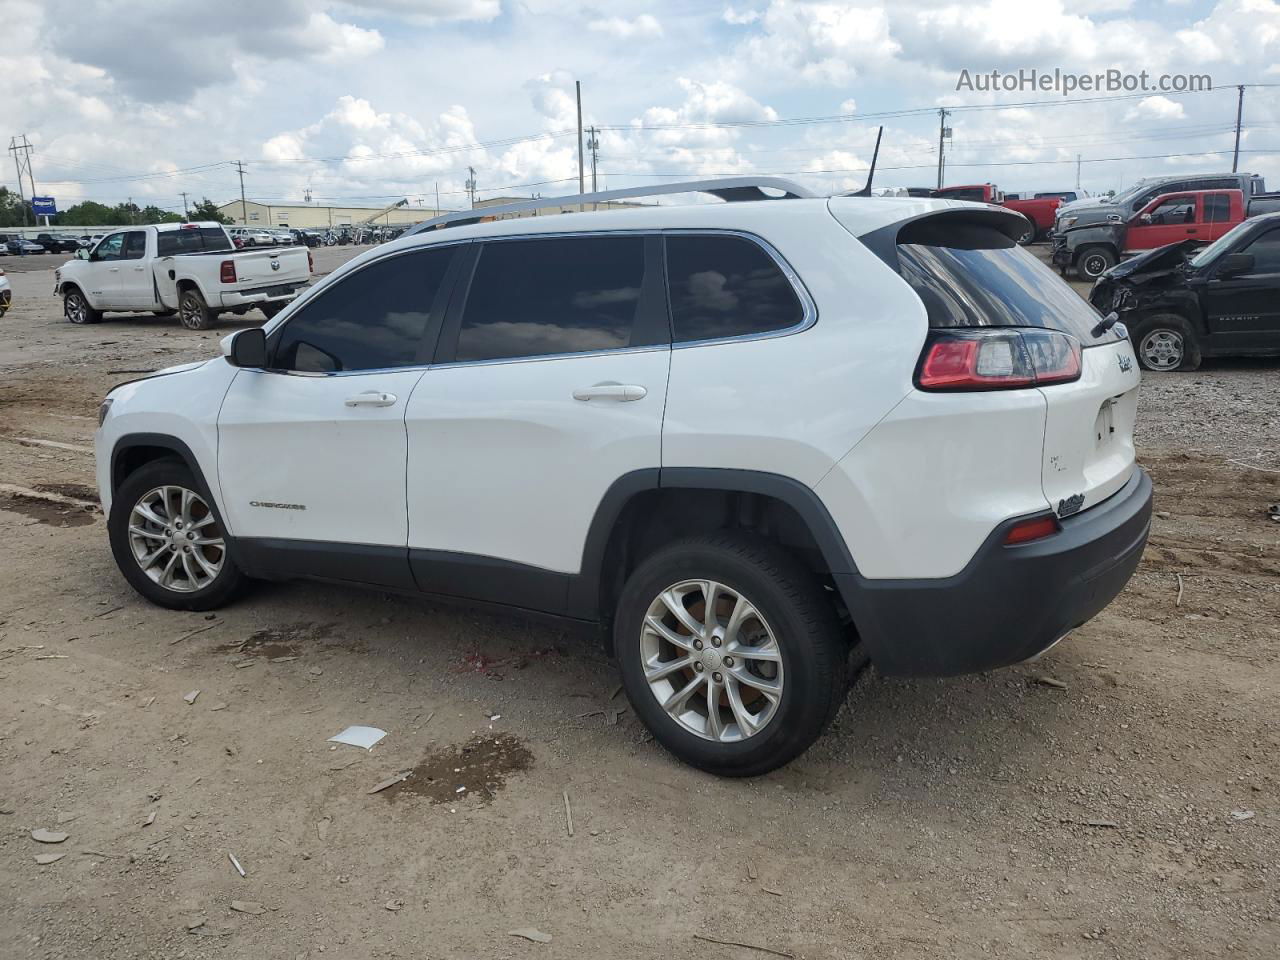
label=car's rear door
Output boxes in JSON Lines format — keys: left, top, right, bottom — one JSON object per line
{"left": 1202, "top": 225, "right": 1280, "bottom": 350}
{"left": 404, "top": 233, "right": 670, "bottom": 614}
{"left": 216, "top": 245, "right": 461, "bottom": 587}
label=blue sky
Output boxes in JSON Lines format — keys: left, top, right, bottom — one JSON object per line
{"left": 2, "top": 0, "right": 1276, "bottom": 212}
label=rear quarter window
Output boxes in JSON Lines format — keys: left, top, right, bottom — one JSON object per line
{"left": 894, "top": 221, "right": 1109, "bottom": 343}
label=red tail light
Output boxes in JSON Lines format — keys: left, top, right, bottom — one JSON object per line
{"left": 219, "top": 260, "right": 237, "bottom": 284}
{"left": 307, "top": 250, "right": 314, "bottom": 274}
{"left": 1004, "top": 514, "right": 1060, "bottom": 545}
{"left": 917, "top": 328, "right": 1081, "bottom": 391}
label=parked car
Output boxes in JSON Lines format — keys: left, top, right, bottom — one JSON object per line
{"left": 93, "top": 179, "right": 1150, "bottom": 775}
{"left": 290, "top": 229, "right": 323, "bottom": 247}
{"left": 1035, "top": 191, "right": 1086, "bottom": 203}
{"left": 4, "top": 236, "right": 46, "bottom": 255}
{"left": 1090, "top": 211, "right": 1280, "bottom": 371}
{"left": 76, "top": 236, "right": 96, "bottom": 249}
{"left": 932, "top": 184, "right": 1061, "bottom": 245}
{"left": 35, "top": 233, "right": 81, "bottom": 254}
{"left": 1053, "top": 188, "right": 1280, "bottom": 279}
{"left": 55, "top": 222, "right": 312, "bottom": 329}
{"left": 0, "top": 267, "right": 9, "bottom": 317}
{"left": 1052, "top": 173, "right": 1268, "bottom": 237}
{"left": 228, "top": 226, "right": 277, "bottom": 247}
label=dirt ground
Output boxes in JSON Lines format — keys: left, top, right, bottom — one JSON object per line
{"left": 1, "top": 244, "right": 1277, "bottom": 960}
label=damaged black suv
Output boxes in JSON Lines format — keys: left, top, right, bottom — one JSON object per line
{"left": 1091, "top": 212, "right": 1280, "bottom": 371}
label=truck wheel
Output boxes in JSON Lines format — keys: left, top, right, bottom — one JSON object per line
{"left": 178, "top": 288, "right": 217, "bottom": 330}
{"left": 1016, "top": 223, "right": 1036, "bottom": 245}
{"left": 259, "top": 302, "right": 285, "bottom": 320}
{"left": 1131, "top": 314, "right": 1201, "bottom": 372}
{"left": 108, "top": 458, "right": 245, "bottom": 611}
{"left": 1076, "top": 246, "right": 1117, "bottom": 281}
{"left": 615, "top": 533, "right": 848, "bottom": 777}
{"left": 64, "top": 288, "right": 102, "bottom": 324}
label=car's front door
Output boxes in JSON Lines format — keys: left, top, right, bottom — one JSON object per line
{"left": 84, "top": 232, "right": 127, "bottom": 307}
{"left": 217, "top": 245, "right": 461, "bottom": 587}
{"left": 1202, "top": 226, "right": 1280, "bottom": 350}
{"left": 404, "top": 234, "right": 670, "bottom": 614}
{"left": 118, "top": 231, "right": 154, "bottom": 309}
{"left": 1127, "top": 194, "right": 1197, "bottom": 251}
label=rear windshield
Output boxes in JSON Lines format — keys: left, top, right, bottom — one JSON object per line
{"left": 896, "top": 222, "right": 1108, "bottom": 343}
{"left": 156, "top": 227, "right": 233, "bottom": 256}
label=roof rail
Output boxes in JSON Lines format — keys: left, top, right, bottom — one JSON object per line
{"left": 405, "top": 176, "right": 818, "bottom": 235}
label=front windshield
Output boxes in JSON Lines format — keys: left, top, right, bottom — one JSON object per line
{"left": 1189, "top": 220, "right": 1252, "bottom": 268}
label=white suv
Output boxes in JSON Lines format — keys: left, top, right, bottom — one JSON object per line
{"left": 95, "top": 178, "right": 1152, "bottom": 776}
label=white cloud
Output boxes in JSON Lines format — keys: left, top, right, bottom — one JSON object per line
{"left": 735, "top": 1, "right": 900, "bottom": 86}
{"left": 723, "top": 5, "right": 763, "bottom": 23}
{"left": 587, "top": 14, "right": 664, "bottom": 38}
{"left": 1126, "top": 95, "right": 1187, "bottom": 121}
{"left": 333, "top": 0, "right": 500, "bottom": 23}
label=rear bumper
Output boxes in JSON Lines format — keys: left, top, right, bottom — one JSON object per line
{"left": 836, "top": 468, "right": 1152, "bottom": 677}
{"left": 217, "top": 283, "right": 304, "bottom": 308}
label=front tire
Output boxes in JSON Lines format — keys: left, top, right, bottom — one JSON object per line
{"left": 616, "top": 534, "right": 848, "bottom": 777}
{"left": 1131, "top": 313, "right": 1201, "bottom": 372}
{"left": 1075, "top": 246, "right": 1118, "bottom": 281}
{"left": 178, "top": 288, "right": 217, "bottom": 330}
{"left": 108, "top": 459, "right": 244, "bottom": 611}
{"left": 64, "top": 288, "right": 101, "bottom": 324}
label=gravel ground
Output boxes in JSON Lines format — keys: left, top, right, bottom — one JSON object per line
{"left": 0, "top": 245, "right": 1277, "bottom": 959}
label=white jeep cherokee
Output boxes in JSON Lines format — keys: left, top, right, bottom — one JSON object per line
{"left": 95, "top": 178, "right": 1152, "bottom": 776}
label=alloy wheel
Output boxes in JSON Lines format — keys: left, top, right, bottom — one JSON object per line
{"left": 1139, "top": 329, "right": 1184, "bottom": 371}
{"left": 640, "top": 579, "right": 784, "bottom": 742}
{"left": 1082, "top": 254, "right": 1109, "bottom": 279}
{"left": 127, "top": 485, "right": 225, "bottom": 593}
{"left": 179, "top": 295, "right": 202, "bottom": 330}
{"left": 65, "top": 294, "right": 87, "bottom": 324}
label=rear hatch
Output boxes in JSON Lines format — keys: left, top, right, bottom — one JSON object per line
{"left": 892, "top": 215, "right": 1140, "bottom": 518}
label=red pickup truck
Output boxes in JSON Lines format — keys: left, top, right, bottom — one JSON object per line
{"left": 932, "top": 184, "right": 1063, "bottom": 244}
{"left": 1052, "top": 188, "right": 1280, "bottom": 279}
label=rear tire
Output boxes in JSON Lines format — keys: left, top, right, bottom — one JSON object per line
{"left": 260, "top": 302, "right": 285, "bottom": 320}
{"left": 64, "top": 288, "right": 101, "bottom": 324}
{"left": 108, "top": 459, "right": 244, "bottom": 611}
{"left": 1016, "top": 223, "right": 1036, "bottom": 246}
{"left": 178, "top": 288, "right": 216, "bottom": 330}
{"left": 1076, "top": 246, "right": 1118, "bottom": 281}
{"left": 1131, "top": 313, "right": 1201, "bottom": 372}
{"left": 615, "top": 534, "right": 848, "bottom": 777}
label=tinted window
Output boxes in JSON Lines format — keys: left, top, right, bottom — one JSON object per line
{"left": 896, "top": 222, "right": 1108, "bottom": 342}
{"left": 123, "top": 232, "right": 147, "bottom": 260}
{"left": 95, "top": 233, "right": 125, "bottom": 261}
{"left": 1146, "top": 196, "right": 1195, "bottom": 224}
{"left": 666, "top": 235, "right": 803, "bottom": 343}
{"left": 273, "top": 249, "right": 452, "bottom": 373}
{"left": 1203, "top": 194, "right": 1232, "bottom": 223}
{"left": 1196, "top": 178, "right": 1240, "bottom": 191}
{"left": 1243, "top": 229, "right": 1280, "bottom": 273}
{"left": 157, "top": 227, "right": 233, "bottom": 256}
{"left": 456, "top": 236, "right": 645, "bottom": 362}
{"left": 1134, "top": 182, "right": 1185, "bottom": 210}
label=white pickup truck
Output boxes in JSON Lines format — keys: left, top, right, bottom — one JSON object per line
{"left": 55, "top": 222, "right": 311, "bottom": 330}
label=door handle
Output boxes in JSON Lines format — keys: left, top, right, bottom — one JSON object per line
{"left": 572, "top": 382, "right": 647, "bottom": 402}
{"left": 1186, "top": 228, "right": 1198, "bottom": 234}
{"left": 344, "top": 391, "right": 397, "bottom": 407}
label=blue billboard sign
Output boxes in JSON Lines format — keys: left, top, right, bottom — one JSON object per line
{"left": 31, "top": 196, "right": 57, "bottom": 216}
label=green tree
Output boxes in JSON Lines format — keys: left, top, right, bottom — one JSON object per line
{"left": 0, "top": 187, "right": 31, "bottom": 227}
{"left": 141, "top": 205, "right": 183, "bottom": 224}
{"left": 58, "top": 200, "right": 119, "bottom": 226}
{"left": 188, "top": 198, "right": 232, "bottom": 224}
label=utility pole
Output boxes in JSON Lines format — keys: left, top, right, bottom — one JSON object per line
{"left": 576, "top": 80, "right": 585, "bottom": 210}
{"left": 234, "top": 160, "right": 247, "bottom": 224}
{"left": 935, "top": 109, "right": 950, "bottom": 190}
{"left": 587, "top": 125, "right": 600, "bottom": 210}
{"left": 465, "top": 167, "right": 477, "bottom": 208}
{"left": 434, "top": 181, "right": 440, "bottom": 214}
{"left": 127, "top": 196, "right": 135, "bottom": 224}
{"left": 1076, "top": 154, "right": 1082, "bottom": 191}
{"left": 8, "top": 134, "right": 37, "bottom": 226}
{"left": 1232, "top": 84, "right": 1245, "bottom": 173}
{"left": 180, "top": 191, "right": 190, "bottom": 220}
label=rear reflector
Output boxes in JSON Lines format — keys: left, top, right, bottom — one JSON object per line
{"left": 1004, "top": 515, "right": 1060, "bottom": 545}
{"left": 917, "top": 328, "right": 1081, "bottom": 391}
{"left": 220, "top": 260, "right": 237, "bottom": 284}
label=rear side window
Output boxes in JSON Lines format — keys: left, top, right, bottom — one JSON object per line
{"left": 896, "top": 222, "right": 1107, "bottom": 343}
{"left": 666, "top": 235, "right": 803, "bottom": 343}
{"left": 1202, "top": 194, "right": 1231, "bottom": 223}
{"left": 157, "top": 228, "right": 233, "bottom": 256}
{"left": 272, "top": 248, "right": 453, "bottom": 373}
{"left": 456, "top": 235, "right": 646, "bottom": 362}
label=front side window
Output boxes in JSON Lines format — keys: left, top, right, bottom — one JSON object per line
{"left": 1243, "top": 229, "right": 1280, "bottom": 273}
{"left": 123, "top": 232, "right": 147, "bottom": 260}
{"left": 666, "top": 234, "right": 804, "bottom": 343}
{"left": 272, "top": 248, "right": 453, "bottom": 373}
{"left": 95, "top": 233, "right": 125, "bottom": 261}
{"left": 455, "top": 235, "right": 647, "bottom": 362}
{"left": 1145, "top": 196, "right": 1195, "bottom": 225}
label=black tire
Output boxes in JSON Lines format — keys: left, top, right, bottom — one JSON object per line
{"left": 1016, "top": 222, "right": 1036, "bottom": 246}
{"left": 1075, "top": 245, "right": 1118, "bottom": 281}
{"left": 178, "top": 287, "right": 216, "bottom": 330}
{"left": 1130, "top": 313, "right": 1202, "bottom": 372}
{"left": 615, "top": 534, "right": 848, "bottom": 777}
{"left": 63, "top": 287, "right": 102, "bottom": 324}
{"left": 259, "top": 302, "right": 285, "bottom": 320}
{"left": 108, "top": 459, "right": 244, "bottom": 611}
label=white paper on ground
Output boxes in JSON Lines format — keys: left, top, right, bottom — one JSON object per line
{"left": 327, "top": 725, "right": 387, "bottom": 750}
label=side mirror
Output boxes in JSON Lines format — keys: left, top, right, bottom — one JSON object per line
{"left": 75, "top": 248, "right": 89, "bottom": 260}
{"left": 1216, "top": 252, "right": 1254, "bottom": 278}
{"left": 225, "top": 328, "right": 268, "bottom": 368}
